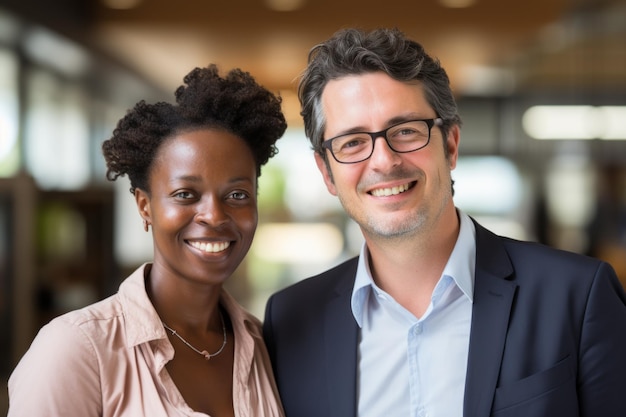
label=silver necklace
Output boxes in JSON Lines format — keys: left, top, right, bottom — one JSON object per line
{"left": 162, "top": 312, "right": 227, "bottom": 360}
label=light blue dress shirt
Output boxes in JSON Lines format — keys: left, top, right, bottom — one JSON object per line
{"left": 351, "top": 210, "right": 476, "bottom": 417}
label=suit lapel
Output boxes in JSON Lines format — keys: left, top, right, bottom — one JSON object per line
{"left": 463, "top": 222, "right": 517, "bottom": 417}
{"left": 324, "top": 260, "right": 359, "bottom": 417}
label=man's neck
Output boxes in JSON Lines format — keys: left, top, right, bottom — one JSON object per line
{"left": 364, "top": 210, "right": 460, "bottom": 318}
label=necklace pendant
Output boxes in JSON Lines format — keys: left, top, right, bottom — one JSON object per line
{"left": 162, "top": 311, "right": 227, "bottom": 361}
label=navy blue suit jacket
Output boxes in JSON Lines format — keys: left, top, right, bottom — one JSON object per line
{"left": 263, "top": 221, "right": 626, "bottom": 417}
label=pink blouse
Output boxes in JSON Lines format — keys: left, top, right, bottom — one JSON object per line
{"left": 8, "top": 264, "right": 284, "bottom": 417}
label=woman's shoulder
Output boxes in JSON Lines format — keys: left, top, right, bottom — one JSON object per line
{"left": 53, "top": 292, "right": 124, "bottom": 330}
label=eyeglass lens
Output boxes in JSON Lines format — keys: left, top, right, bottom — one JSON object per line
{"left": 328, "top": 120, "right": 433, "bottom": 163}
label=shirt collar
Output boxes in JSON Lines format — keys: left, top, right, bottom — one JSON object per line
{"left": 351, "top": 209, "right": 476, "bottom": 327}
{"left": 444, "top": 210, "right": 476, "bottom": 302}
{"left": 117, "top": 263, "right": 261, "bottom": 349}
{"left": 118, "top": 263, "right": 168, "bottom": 347}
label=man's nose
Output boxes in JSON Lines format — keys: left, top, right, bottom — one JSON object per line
{"left": 369, "top": 135, "right": 401, "bottom": 167}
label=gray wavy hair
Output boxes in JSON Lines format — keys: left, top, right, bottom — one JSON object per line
{"left": 298, "top": 27, "right": 462, "bottom": 160}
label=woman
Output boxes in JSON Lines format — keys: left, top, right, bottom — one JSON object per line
{"left": 8, "top": 65, "right": 287, "bottom": 416}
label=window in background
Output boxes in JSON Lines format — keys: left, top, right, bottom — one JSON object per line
{"left": 454, "top": 156, "right": 528, "bottom": 240}
{"left": 112, "top": 176, "right": 153, "bottom": 268}
{"left": 0, "top": 48, "right": 19, "bottom": 177}
{"left": 544, "top": 153, "right": 597, "bottom": 254}
{"left": 24, "top": 69, "right": 90, "bottom": 190}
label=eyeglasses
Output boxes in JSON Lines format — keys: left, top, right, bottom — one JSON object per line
{"left": 321, "top": 118, "right": 444, "bottom": 164}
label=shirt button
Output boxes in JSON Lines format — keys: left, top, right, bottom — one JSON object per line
{"left": 414, "top": 324, "right": 422, "bottom": 335}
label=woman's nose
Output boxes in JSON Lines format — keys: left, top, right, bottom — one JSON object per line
{"left": 195, "top": 197, "right": 228, "bottom": 226}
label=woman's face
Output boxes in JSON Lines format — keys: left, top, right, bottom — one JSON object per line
{"left": 136, "top": 128, "right": 258, "bottom": 286}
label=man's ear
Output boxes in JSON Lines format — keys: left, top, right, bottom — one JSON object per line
{"left": 446, "top": 124, "right": 461, "bottom": 170}
{"left": 314, "top": 152, "right": 338, "bottom": 196}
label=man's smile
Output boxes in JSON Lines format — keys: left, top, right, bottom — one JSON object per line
{"left": 369, "top": 181, "right": 416, "bottom": 197}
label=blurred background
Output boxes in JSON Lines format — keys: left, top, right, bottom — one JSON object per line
{"left": 0, "top": 0, "right": 625, "bottom": 411}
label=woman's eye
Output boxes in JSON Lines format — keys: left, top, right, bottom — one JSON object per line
{"left": 174, "top": 191, "right": 193, "bottom": 199}
{"left": 230, "top": 191, "right": 249, "bottom": 200}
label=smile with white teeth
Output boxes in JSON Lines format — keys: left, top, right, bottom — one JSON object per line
{"left": 188, "top": 241, "right": 230, "bottom": 253}
{"left": 370, "top": 182, "right": 412, "bottom": 197}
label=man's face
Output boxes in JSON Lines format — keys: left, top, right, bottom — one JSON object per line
{"left": 315, "top": 71, "right": 460, "bottom": 241}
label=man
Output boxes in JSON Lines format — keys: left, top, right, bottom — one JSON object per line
{"left": 263, "top": 28, "right": 626, "bottom": 417}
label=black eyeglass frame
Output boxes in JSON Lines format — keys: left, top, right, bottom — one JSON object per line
{"left": 321, "top": 118, "right": 444, "bottom": 164}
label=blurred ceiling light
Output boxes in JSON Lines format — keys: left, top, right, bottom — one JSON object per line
{"left": 599, "top": 106, "right": 626, "bottom": 140}
{"left": 438, "top": 0, "right": 477, "bottom": 8}
{"left": 523, "top": 106, "right": 598, "bottom": 140}
{"left": 251, "top": 222, "right": 344, "bottom": 263}
{"left": 265, "top": 0, "right": 307, "bottom": 12}
{"left": 101, "top": 0, "right": 143, "bottom": 10}
{"left": 522, "top": 105, "right": 626, "bottom": 140}
{"left": 458, "top": 65, "right": 515, "bottom": 96}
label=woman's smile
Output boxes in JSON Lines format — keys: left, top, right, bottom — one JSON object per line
{"left": 187, "top": 240, "right": 232, "bottom": 254}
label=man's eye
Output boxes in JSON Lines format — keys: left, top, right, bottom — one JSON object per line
{"left": 398, "top": 128, "right": 417, "bottom": 136}
{"left": 338, "top": 136, "right": 368, "bottom": 150}
{"left": 342, "top": 140, "right": 360, "bottom": 149}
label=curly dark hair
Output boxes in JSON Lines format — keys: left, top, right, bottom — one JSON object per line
{"left": 102, "top": 64, "right": 287, "bottom": 194}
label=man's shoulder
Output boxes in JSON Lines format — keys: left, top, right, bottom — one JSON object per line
{"left": 476, "top": 220, "right": 602, "bottom": 267}
{"left": 265, "top": 257, "right": 359, "bottom": 332}
{"left": 501, "top": 235, "right": 601, "bottom": 269}
{"left": 478, "top": 224, "right": 610, "bottom": 289}
{"left": 309, "top": 256, "right": 360, "bottom": 279}
{"left": 470, "top": 220, "right": 618, "bottom": 295}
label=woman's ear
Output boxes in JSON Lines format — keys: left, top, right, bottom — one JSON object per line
{"left": 135, "top": 188, "right": 152, "bottom": 228}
